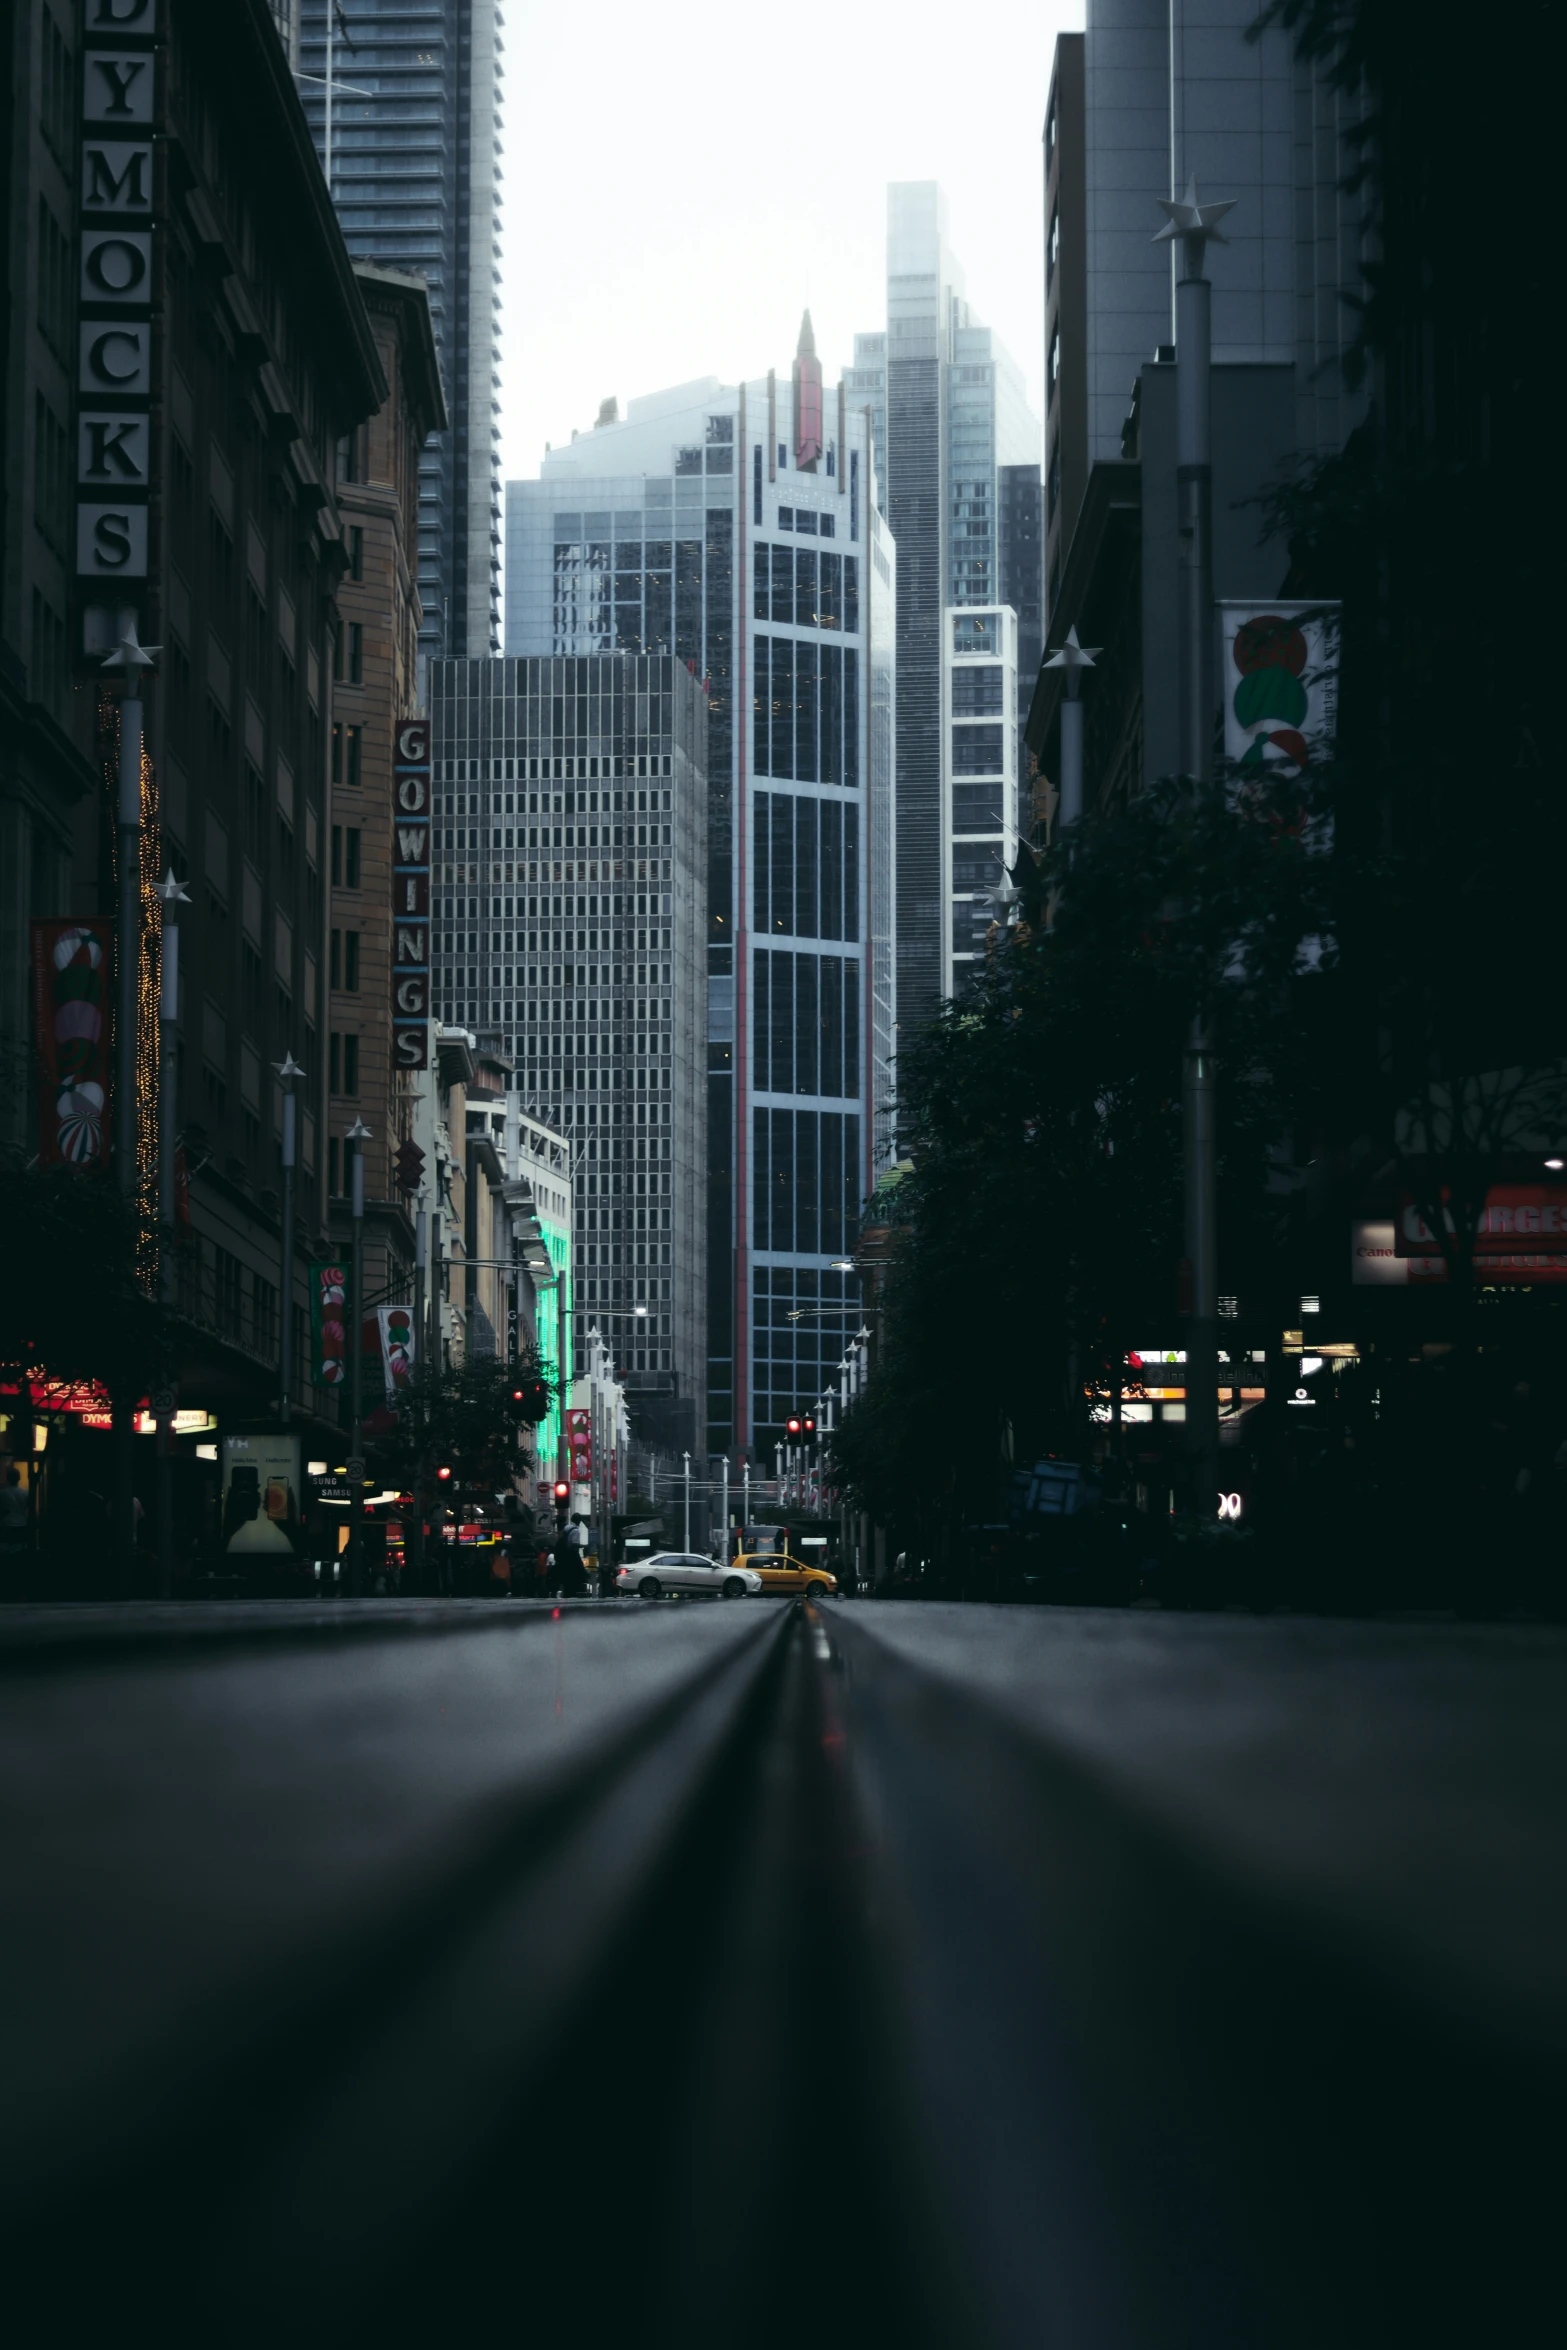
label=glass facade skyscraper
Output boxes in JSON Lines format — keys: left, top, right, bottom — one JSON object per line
{"left": 848, "top": 184, "right": 1040, "bottom": 1033}
{"left": 506, "top": 340, "right": 896, "bottom": 1457}
{"left": 428, "top": 656, "right": 709, "bottom": 1449}
{"left": 297, "top": 0, "right": 503, "bottom": 663}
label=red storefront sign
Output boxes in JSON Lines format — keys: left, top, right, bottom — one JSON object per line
{"left": 30, "top": 920, "right": 113, "bottom": 1166}
{"left": 392, "top": 719, "right": 431, "bottom": 1069}
{"left": 1397, "top": 1186, "right": 1567, "bottom": 1256}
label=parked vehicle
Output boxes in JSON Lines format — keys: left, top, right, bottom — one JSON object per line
{"left": 617, "top": 1551, "right": 763, "bottom": 1600}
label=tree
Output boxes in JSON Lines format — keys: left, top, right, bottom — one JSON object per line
{"left": 370, "top": 1351, "right": 554, "bottom": 1590}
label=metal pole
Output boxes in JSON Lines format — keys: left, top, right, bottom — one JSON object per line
{"left": 683, "top": 1450, "right": 691, "bottom": 1551}
{"left": 155, "top": 889, "right": 184, "bottom": 1600}
{"left": 276, "top": 1054, "right": 301, "bottom": 1430}
{"left": 1157, "top": 180, "right": 1233, "bottom": 1526}
{"left": 742, "top": 1457, "right": 750, "bottom": 1536}
{"left": 114, "top": 694, "right": 142, "bottom": 1581}
{"left": 324, "top": 0, "right": 333, "bottom": 196}
{"left": 719, "top": 1454, "right": 728, "bottom": 1559}
{"left": 347, "top": 1119, "right": 368, "bottom": 1594}
{"left": 1045, "top": 629, "right": 1097, "bottom": 832}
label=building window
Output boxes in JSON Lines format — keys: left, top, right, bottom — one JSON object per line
{"left": 753, "top": 442, "right": 762, "bottom": 526}
{"left": 344, "top": 827, "right": 361, "bottom": 888}
{"left": 347, "top": 623, "right": 363, "bottom": 683}
{"left": 348, "top": 526, "right": 364, "bottom": 581}
{"left": 343, "top": 931, "right": 360, "bottom": 991}
{"left": 331, "top": 723, "right": 362, "bottom": 788}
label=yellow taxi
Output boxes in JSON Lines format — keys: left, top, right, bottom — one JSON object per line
{"left": 733, "top": 1548, "right": 838, "bottom": 1598}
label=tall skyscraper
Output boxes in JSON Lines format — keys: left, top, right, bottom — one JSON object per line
{"left": 505, "top": 332, "right": 897, "bottom": 1458}
{"left": 849, "top": 184, "right": 1040, "bottom": 1033}
{"left": 428, "top": 656, "right": 710, "bottom": 1451}
{"left": 297, "top": 0, "right": 503, "bottom": 663}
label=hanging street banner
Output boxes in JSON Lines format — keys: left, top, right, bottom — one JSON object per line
{"left": 391, "top": 718, "right": 431, "bottom": 1070}
{"left": 1219, "top": 603, "right": 1340, "bottom": 774}
{"left": 565, "top": 1406, "right": 593, "bottom": 1487}
{"left": 376, "top": 1305, "right": 416, "bottom": 1401}
{"left": 309, "top": 1261, "right": 348, "bottom": 1386}
{"left": 31, "top": 920, "right": 113, "bottom": 1166}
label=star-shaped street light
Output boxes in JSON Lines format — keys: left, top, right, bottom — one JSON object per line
{"left": 1154, "top": 175, "right": 1236, "bottom": 254}
{"left": 273, "top": 1051, "right": 305, "bottom": 1085}
{"left": 346, "top": 1117, "right": 373, "bottom": 1144}
{"left": 1044, "top": 625, "right": 1100, "bottom": 700}
{"left": 153, "top": 868, "right": 191, "bottom": 909}
{"left": 100, "top": 620, "right": 161, "bottom": 673}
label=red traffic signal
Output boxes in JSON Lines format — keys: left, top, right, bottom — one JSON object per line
{"left": 786, "top": 1416, "right": 803, "bottom": 1437}
{"left": 436, "top": 1464, "right": 453, "bottom": 1482}
{"left": 802, "top": 1415, "right": 816, "bottom": 1435}
{"left": 507, "top": 1375, "right": 550, "bottom": 1422}
{"left": 394, "top": 1137, "right": 426, "bottom": 1194}
{"left": 553, "top": 1480, "right": 570, "bottom": 1502}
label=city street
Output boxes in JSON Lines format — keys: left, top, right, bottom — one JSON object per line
{"left": 2, "top": 1594, "right": 1561, "bottom": 2347}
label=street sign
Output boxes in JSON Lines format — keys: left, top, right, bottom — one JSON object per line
{"left": 345, "top": 1455, "right": 366, "bottom": 1482}
{"left": 149, "top": 1385, "right": 176, "bottom": 1420}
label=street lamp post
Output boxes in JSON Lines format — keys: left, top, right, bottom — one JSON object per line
{"left": 1156, "top": 176, "right": 1235, "bottom": 1525}
{"left": 346, "top": 1116, "right": 372, "bottom": 1595}
{"left": 1044, "top": 627, "right": 1100, "bottom": 832}
{"left": 103, "top": 624, "right": 158, "bottom": 1584}
{"left": 719, "top": 1455, "right": 729, "bottom": 1561}
{"left": 742, "top": 1457, "right": 750, "bottom": 1536}
{"left": 274, "top": 1053, "right": 304, "bottom": 1433}
{"left": 153, "top": 869, "right": 189, "bottom": 1599}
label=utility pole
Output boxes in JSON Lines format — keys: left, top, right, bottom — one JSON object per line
{"left": 346, "top": 1115, "right": 371, "bottom": 1594}
{"left": 103, "top": 624, "right": 158, "bottom": 1586}
{"left": 719, "top": 1455, "right": 728, "bottom": 1560}
{"left": 153, "top": 868, "right": 189, "bottom": 1599}
{"left": 1156, "top": 177, "right": 1235, "bottom": 1525}
{"left": 682, "top": 1451, "right": 691, "bottom": 1551}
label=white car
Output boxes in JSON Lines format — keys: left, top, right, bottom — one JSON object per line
{"left": 617, "top": 1551, "right": 764, "bottom": 1600}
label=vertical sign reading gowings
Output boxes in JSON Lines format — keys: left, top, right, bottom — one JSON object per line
{"left": 392, "top": 719, "right": 432, "bottom": 1070}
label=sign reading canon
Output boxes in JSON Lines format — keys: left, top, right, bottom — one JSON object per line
{"left": 392, "top": 719, "right": 432, "bottom": 1069}
{"left": 78, "top": 0, "right": 160, "bottom": 592}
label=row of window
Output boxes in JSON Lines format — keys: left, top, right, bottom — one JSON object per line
{"left": 753, "top": 791, "right": 860, "bottom": 942}
{"left": 752, "top": 640, "right": 860, "bottom": 788}
{"left": 752, "top": 1109, "right": 861, "bottom": 1259}
{"left": 752, "top": 950, "right": 861, "bottom": 1101}
{"left": 752, "top": 547, "right": 859, "bottom": 634}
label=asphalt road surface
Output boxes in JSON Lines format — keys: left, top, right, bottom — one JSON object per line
{"left": 2, "top": 1596, "right": 1562, "bottom": 2348}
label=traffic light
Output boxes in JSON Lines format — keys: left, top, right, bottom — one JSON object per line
{"left": 786, "top": 1416, "right": 803, "bottom": 1438}
{"left": 507, "top": 1375, "right": 550, "bottom": 1423}
{"left": 394, "top": 1137, "right": 425, "bottom": 1194}
{"left": 436, "top": 1463, "right": 453, "bottom": 1483}
{"left": 802, "top": 1415, "right": 816, "bottom": 1435}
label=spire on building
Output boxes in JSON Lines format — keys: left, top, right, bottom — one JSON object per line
{"left": 797, "top": 309, "right": 817, "bottom": 360}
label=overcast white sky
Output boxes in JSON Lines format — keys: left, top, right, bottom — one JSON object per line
{"left": 499, "top": 0, "right": 1084, "bottom": 485}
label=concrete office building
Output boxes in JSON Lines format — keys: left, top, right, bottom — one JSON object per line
{"left": 942, "top": 608, "right": 1019, "bottom": 997}
{"left": 1043, "top": 6, "right": 1366, "bottom": 629}
{"left": 297, "top": 0, "right": 503, "bottom": 663}
{"left": 427, "top": 655, "right": 709, "bottom": 1453}
{"left": 1031, "top": 7, "right": 1367, "bottom": 804}
{"left": 846, "top": 184, "right": 1040, "bottom": 1032}
{"left": 504, "top": 340, "right": 897, "bottom": 1459}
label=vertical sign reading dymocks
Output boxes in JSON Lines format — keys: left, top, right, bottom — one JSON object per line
{"left": 78, "top": 1, "right": 160, "bottom": 596}
{"left": 392, "top": 720, "right": 432, "bottom": 1069}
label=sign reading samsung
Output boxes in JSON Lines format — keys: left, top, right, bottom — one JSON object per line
{"left": 77, "top": 0, "right": 159, "bottom": 587}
